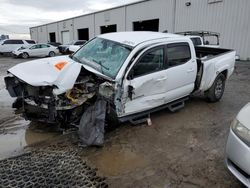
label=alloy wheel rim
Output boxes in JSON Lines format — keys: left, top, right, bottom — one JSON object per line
{"left": 215, "top": 78, "right": 223, "bottom": 98}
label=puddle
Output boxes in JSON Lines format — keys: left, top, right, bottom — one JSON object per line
{"left": 88, "top": 145, "right": 148, "bottom": 176}
{"left": 0, "top": 117, "right": 60, "bottom": 160}
{"left": 0, "top": 89, "right": 15, "bottom": 120}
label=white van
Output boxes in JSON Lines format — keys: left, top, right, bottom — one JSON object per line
{"left": 0, "top": 39, "right": 36, "bottom": 53}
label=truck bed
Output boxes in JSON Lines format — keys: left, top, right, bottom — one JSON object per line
{"left": 195, "top": 46, "right": 233, "bottom": 60}
{"left": 194, "top": 46, "right": 236, "bottom": 92}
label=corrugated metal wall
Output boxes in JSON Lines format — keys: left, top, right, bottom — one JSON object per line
{"left": 30, "top": 0, "right": 250, "bottom": 60}
{"left": 175, "top": 0, "right": 250, "bottom": 60}
{"left": 126, "top": 0, "right": 175, "bottom": 32}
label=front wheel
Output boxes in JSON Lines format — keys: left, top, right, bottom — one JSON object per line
{"left": 49, "top": 51, "right": 55, "bottom": 57}
{"left": 22, "top": 52, "right": 29, "bottom": 59}
{"left": 205, "top": 73, "right": 226, "bottom": 102}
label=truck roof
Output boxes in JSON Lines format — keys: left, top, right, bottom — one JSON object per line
{"left": 99, "top": 31, "right": 182, "bottom": 47}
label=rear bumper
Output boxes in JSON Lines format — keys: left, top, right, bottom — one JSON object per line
{"left": 225, "top": 128, "right": 250, "bottom": 186}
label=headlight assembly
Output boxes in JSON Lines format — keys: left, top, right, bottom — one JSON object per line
{"left": 231, "top": 119, "right": 250, "bottom": 147}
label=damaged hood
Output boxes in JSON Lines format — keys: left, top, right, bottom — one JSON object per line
{"left": 8, "top": 56, "right": 91, "bottom": 95}
{"left": 8, "top": 56, "right": 113, "bottom": 95}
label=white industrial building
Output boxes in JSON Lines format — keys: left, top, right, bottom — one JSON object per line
{"left": 30, "top": 0, "right": 250, "bottom": 60}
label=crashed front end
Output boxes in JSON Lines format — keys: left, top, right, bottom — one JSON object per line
{"left": 4, "top": 56, "right": 118, "bottom": 130}
{"left": 4, "top": 71, "right": 100, "bottom": 126}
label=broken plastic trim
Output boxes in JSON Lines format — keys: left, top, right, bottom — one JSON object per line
{"left": 78, "top": 99, "right": 107, "bottom": 147}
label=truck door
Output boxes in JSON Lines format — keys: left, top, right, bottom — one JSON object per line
{"left": 123, "top": 46, "right": 168, "bottom": 115}
{"left": 164, "top": 42, "right": 197, "bottom": 102}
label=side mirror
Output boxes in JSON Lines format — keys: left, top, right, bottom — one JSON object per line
{"left": 128, "top": 85, "right": 134, "bottom": 100}
{"left": 205, "top": 41, "right": 210, "bottom": 45}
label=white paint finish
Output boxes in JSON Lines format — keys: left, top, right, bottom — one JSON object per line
{"left": 116, "top": 35, "right": 194, "bottom": 81}
{"left": 73, "top": 14, "right": 95, "bottom": 40}
{"left": 175, "top": 0, "right": 250, "bottom": 60}
{"left": 10, "top": 32, "right": 236, "bottom": 116}
{"left": 68, "top": 45, "right": 80, "bottom": 53}
{"left": 8, "top": 56, "right": 82, "bottom": 95}
{"left": 58, "top": 19, "right": 74, "bottom": 43}
{"left": 126, "top": 0, "right": 175, "bottom": 32}
{"left": 237, "top": 103, "right": 250, "bottom": 130}
{"left": 0, "top": 40, "right": 34, "bottom": 53}
{"left": 12, "top": 44, "right": 58, "bottom": 58}
{"left": 94, "top": 7, "right": 126, "bottom": 35}
{"left": 122, "top": 38, "right": 197, "bottom": 115}
{"left": 199, "top": 50, "right": 236, "bottom": 91}
{"left": 124, "top": 69, "right": 169, "bottom": 115}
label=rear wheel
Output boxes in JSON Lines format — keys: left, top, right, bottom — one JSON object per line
{"left": 205, "top": 73, "right": 226, "bottom": 102}
{"left": 22, "top": 52, "right": 29, "bottom": 59}
{"left": 49, "top": 51, "right": 55, "bottom": 57}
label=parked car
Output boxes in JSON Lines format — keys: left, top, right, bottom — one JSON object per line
{"left": 48, "top": 42, "right": 62, "bottom": 47}
{"left": 175, "top": 31, "right": 220, "bottom": 47}
{"left": 12, "top": 43, "right": 58, "bottom": 58}
{"left": 68, "top": 45, "right": 82, "bottom": 53}
{"left": 58, "top": 40, "right": 86, "bottom": 54}
{"left": 4, "top": 32, "right": 235, "bottom": 128}
{"left": 225, "top": 103, "right": 250, "bottom": 187}
{"left": 0, "top": 39, "right": 36, "bottom": 53}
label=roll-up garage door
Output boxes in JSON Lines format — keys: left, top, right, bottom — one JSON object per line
{"left": 61, "top": 31, "right": 70, "bottom": 44}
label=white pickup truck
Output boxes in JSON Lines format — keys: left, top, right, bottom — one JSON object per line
{"left": 5, "top": 32, "right": 235, "bottom": 126}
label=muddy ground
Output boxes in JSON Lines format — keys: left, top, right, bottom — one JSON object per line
{"left": 0, "top": 56, "right": 249, "bottom": 187}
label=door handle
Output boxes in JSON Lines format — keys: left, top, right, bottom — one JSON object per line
{"left": 157, "top": 77, "right": 167, "bottom": 81}
{"left": 187, "top": 68, "right": 195, "bottom": 73}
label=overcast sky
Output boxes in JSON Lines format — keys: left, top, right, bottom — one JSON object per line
{"left": 0, "top": 0, "right": 138, "bottom": 39}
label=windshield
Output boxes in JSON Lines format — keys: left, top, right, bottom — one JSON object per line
{"left": 73, "top": 37, "right": 131, "bottom": 78}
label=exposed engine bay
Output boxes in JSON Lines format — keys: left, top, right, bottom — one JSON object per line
{"left": 4, "top": 67, "right": 116, "bottom": 127}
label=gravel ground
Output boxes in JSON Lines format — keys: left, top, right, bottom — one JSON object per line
{"left": 0, "top": 56, "right": 249, "bottom": 187}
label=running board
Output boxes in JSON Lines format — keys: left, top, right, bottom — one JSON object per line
{"left": 129, "top": 114, "right": 152, "bottom": 126}
{"left": 120, "top": 97, "right": 189, "bottom": 124}
{"left": 168, "top": 100, "right": 185, "bottom": 112}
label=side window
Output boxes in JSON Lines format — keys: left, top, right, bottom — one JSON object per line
{"left": 167, "top": 43, "right": 191, "bottom": 67}
{"left": 3, "top": 40, "right": 12, "bottom": 44}
{"left": 25, "top": 40, "right": 36, "bottom": 44}
{"left": 30, "top": 45, "right": 39, "bottom": 49}
{"left": 190, "top": 37, "right": 202, "bottom": 46}
{"left": 41, "top": 44, "right": 49, "bottom": 48}
{"left": 132, "top": 48, "right": 164, "bottom": 78}
{"left": 11, "top": 40, "right": 24, "bottom": 44}
{"left": 17, "top": 40, "right": 24, "bottom": 44}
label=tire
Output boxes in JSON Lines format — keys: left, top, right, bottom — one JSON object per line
{"left": 22, "top": 52, "right": 29, "bottom": 59}
{"left": 49, "top": 51, "right": 55, "bottom": 57}
{"left": 205, "top": 73, "right": 226, "bottom": 102}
